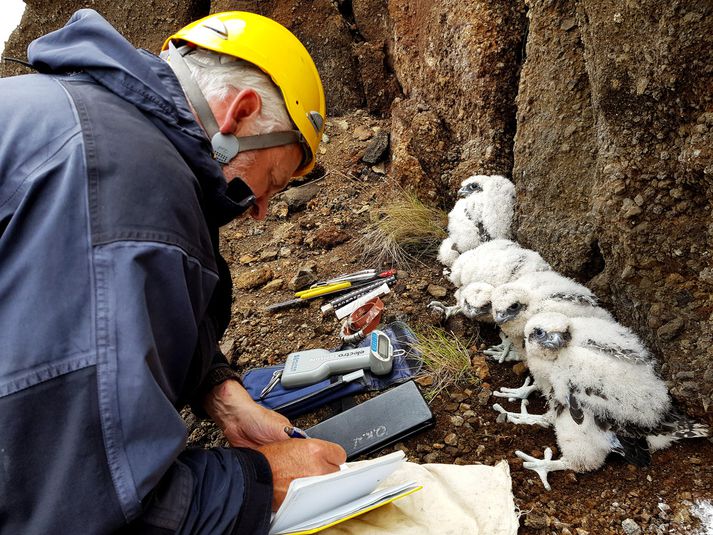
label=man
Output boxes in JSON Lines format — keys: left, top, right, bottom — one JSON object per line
{"left": 0, "top": 9, "right": 345, "bottom": 534}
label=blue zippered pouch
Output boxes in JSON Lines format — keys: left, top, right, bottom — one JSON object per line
{"left": 241, "top": 321, "right": 422, "bottom": 419}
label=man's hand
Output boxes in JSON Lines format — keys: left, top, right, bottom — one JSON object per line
{"left": 258, "top": 439, "right": 347, "bottom": 510}
{"left": 204, "top": 379, "right": 291, "bottom": 447}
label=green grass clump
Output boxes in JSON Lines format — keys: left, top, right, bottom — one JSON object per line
{"left": 357, "top": 189, "right": 447, "bottom": 267}
{"left": 413, "top": 326, "right": 480, "bottom": 401}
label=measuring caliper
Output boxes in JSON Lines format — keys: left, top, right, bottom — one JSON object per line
{"left": 280, "top": 330, "right": 394, "bottom": 388}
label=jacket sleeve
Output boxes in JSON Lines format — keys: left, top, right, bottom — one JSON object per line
{"left": 186, "top": 251, "right": 242, "bottom": 417}
{"left": 99, "top": 241, "right": 272, "bottom": 533}
{"left": 122, "top": 448, "right": 273, "bottom": 535}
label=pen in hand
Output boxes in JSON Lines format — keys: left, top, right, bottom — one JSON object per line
{"left": 284, "top": 425, "right": 310, "bottom": 439}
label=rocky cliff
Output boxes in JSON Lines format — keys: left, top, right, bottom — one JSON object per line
{"left": 3, "top": 0, "right": 711, "bottom": 422}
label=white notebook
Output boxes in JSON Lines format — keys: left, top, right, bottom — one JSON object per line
{"left": 268, "top": 450, "right": 421, "bottom": 535}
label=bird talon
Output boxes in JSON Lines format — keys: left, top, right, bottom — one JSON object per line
{"left": 515, "top": 447, "right": 563, "bottom": 491}
{"left": 427, "top": 301, "right": 446, "bottom": 315}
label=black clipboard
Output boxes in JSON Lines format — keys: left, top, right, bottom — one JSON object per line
{"left": 306, "top": 381, "right": 434, "bottom": 460}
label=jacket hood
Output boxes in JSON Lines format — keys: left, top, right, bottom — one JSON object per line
{"left": 29, "top": 9, "right": 181, "bottom": 125}
{"left": 28, "top": 9, "right": 251, "bottom": 226}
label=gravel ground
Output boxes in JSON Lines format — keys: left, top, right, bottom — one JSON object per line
{"left": 185, "top": 112, "right": 713, "bottom": 534}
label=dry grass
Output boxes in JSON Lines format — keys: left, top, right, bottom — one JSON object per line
{"left": 413, "top": 326, "right": 480, "bottom": 401}
{"left": 356, "top": 188, "right": 447, "bottom": 267}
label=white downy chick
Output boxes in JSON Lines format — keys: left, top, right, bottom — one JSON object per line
{"left": 437, "top": 175, "right": 515, "bottom": 267}
{"left": 489, "top": 270, "right": 612, "bottom": 358}
{"left": 448, "top": 239, "right": 550, "bottom": 289}
{"left": 503, "top": 312, "right": 710, "bottom": 490}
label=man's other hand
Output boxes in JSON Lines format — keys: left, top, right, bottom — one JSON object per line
{"left": 204, "top": 379, "right": 292, "bottom": 447}
{"left": 258, "top": 439, "right": 347, "bottom": 510}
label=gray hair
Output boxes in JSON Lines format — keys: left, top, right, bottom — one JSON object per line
{"left": 182, "top": 47, "right": 293, "bottom": 134}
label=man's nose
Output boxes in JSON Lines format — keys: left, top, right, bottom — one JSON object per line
{"left": 250, "top": 197, "right": 269, "bottom": 220}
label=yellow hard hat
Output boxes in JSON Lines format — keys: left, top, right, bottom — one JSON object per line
{"left": 163, "top": 12, "right": 325, "bottom": 176}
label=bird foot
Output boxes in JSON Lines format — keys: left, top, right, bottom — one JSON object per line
{"left": 427, "top": 301, "right": 461, "bottom": 321}
{"left": 493, "top": 400, "right": 552, "bottom": 428}
{"left": 483, "top": 335, "right": 522, "bottom": 363}
{"left": 515, "top": 447, "right": 568, "bottom": 491}
{"left": 493, "top": 376, "right": 539, "bottom": 402}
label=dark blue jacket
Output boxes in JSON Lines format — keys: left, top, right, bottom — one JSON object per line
{"left": 0, "top": 10, "right": 271, "bottom": 534}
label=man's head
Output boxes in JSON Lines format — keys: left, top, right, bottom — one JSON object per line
{"left": 162, "top": 12, "right": 325, "bottom": 220}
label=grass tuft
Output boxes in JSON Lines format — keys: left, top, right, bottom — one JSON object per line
{"left": 356, "top": 188, "right": 447, "bottom": 267}
{"left": 413, "top": 326, "right": 480, "bottom": 401}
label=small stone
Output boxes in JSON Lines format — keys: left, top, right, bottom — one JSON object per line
{"left": 353, "top": 125, "right": 373, "bottom": 141}
{"left": 657, "top": 318, "right": 685, "bottom": 341}
{"left": 219, "top": 337, "right": 235, "bottom": 357}
{"left": 262, "top": 279, "right": 284, "bottom": 292}
{"left": 477, "top": 387, "right": 492, "bottom": 405}
{"left": 235, "top": 266, "right": 274, "bottom": 290}
{"left": 450, "top": 415, "right": 464, "bottom": 427}
{"left": 309, "top": 225, "right": 351, "bottom": 249}
{"left": 560, "top": 18, "right": 576, "bottom": 31}
{"left": 239, "top": 254, "right": 258, "bottom": 264}
{"left": 362, "top": 130, "right": 390, "bottom": 164}
{"left": 621, "top": 518, "right": 641, "bottom": 535}
{"left": 415, "top": 375, "right": 434, "bottom": 387}
{"left": 524, "top": 512, "right": 549, "bottom": 529}
{"left": 623, "top": 204, "right": 643, "bottom": 218}
{"left": 449, "top": 391, "right": 467, "bottom": 403}
{"left": 512, "top": 362, "right": 529, "bottom": 376}
{"left": 272, "top": 200, "right": 289, "bottom": 218}
{"left": 371, "top": 163, "right": 386, "bottom": 175}
{"left": 423, "top": 452, "right": 439, "bottom": 463}
{"left": 259, "top": 249, "right": 278, "bottom": 262}
{"left": 279, "top": 247, "right": 292, "bottom": 257}
{"left": 289, "top": 264, "right": 318, "bottom": 290}
{"left": 444, "top": 433, "right": 458, "bottom": 446}
{"left": 282, "top": 182, "right": 320, "bottom": 211}
{"left": 471, "top": 355, "right": 490, "bottom": 381}
{"left": 427, "top": 284, "right": 448, "bottom": 298}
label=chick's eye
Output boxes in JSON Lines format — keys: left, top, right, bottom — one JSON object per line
{"left": 508, "top": 303, "right": 521, "bottom": 312}
{"left": 533, "top": 328, "right": 544, "bottom": 338}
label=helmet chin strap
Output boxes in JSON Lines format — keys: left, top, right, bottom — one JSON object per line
{"left": 168, "top": 42, "right": 304, "bottom": 165}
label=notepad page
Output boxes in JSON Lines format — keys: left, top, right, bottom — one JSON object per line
{"left": 276, "top": 481, "right": 421, "bottom": 534}
{"left": 269, "top": 451, "right": 405, "bottom": 534}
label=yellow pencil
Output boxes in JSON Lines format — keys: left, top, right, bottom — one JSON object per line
{"left": 295, "top": 281, "right": 352, "bottom": 299}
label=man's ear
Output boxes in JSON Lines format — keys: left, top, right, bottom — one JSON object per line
{"left": 219, "top": 88, "right": 262, "bottom": 135}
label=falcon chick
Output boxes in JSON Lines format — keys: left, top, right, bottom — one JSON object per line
{"left": 448, "top": 239, "right": 550, "bottom": 289}
{"left": 499, "top": 312, "right": 710, "bottom": 490}
{"left": 428, "top": 281, "right": 495, "bottom": 322}
{"left": 488, "top": 270, "right": 612, "bottom": 365}
{"left": 437, "top": 175, "right": 515, "bottom": 267}
{"left": 431, "top": 240, "right": 550, "bottom": 364}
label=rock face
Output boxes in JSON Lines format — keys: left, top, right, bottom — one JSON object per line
{"left": 2, "top": 0, "right": 711, "bottom": 419}
{"left": 388, "top": 0, "right": 527, "bottom": 200}
{"left": 515, "top": 0, "right": 713, "bottom": 420}
{"left": 0, "top": 0, "right": 209, "bottom": 78}
{"left": 513, "top": 0, "right": 601, "bottom": 280}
